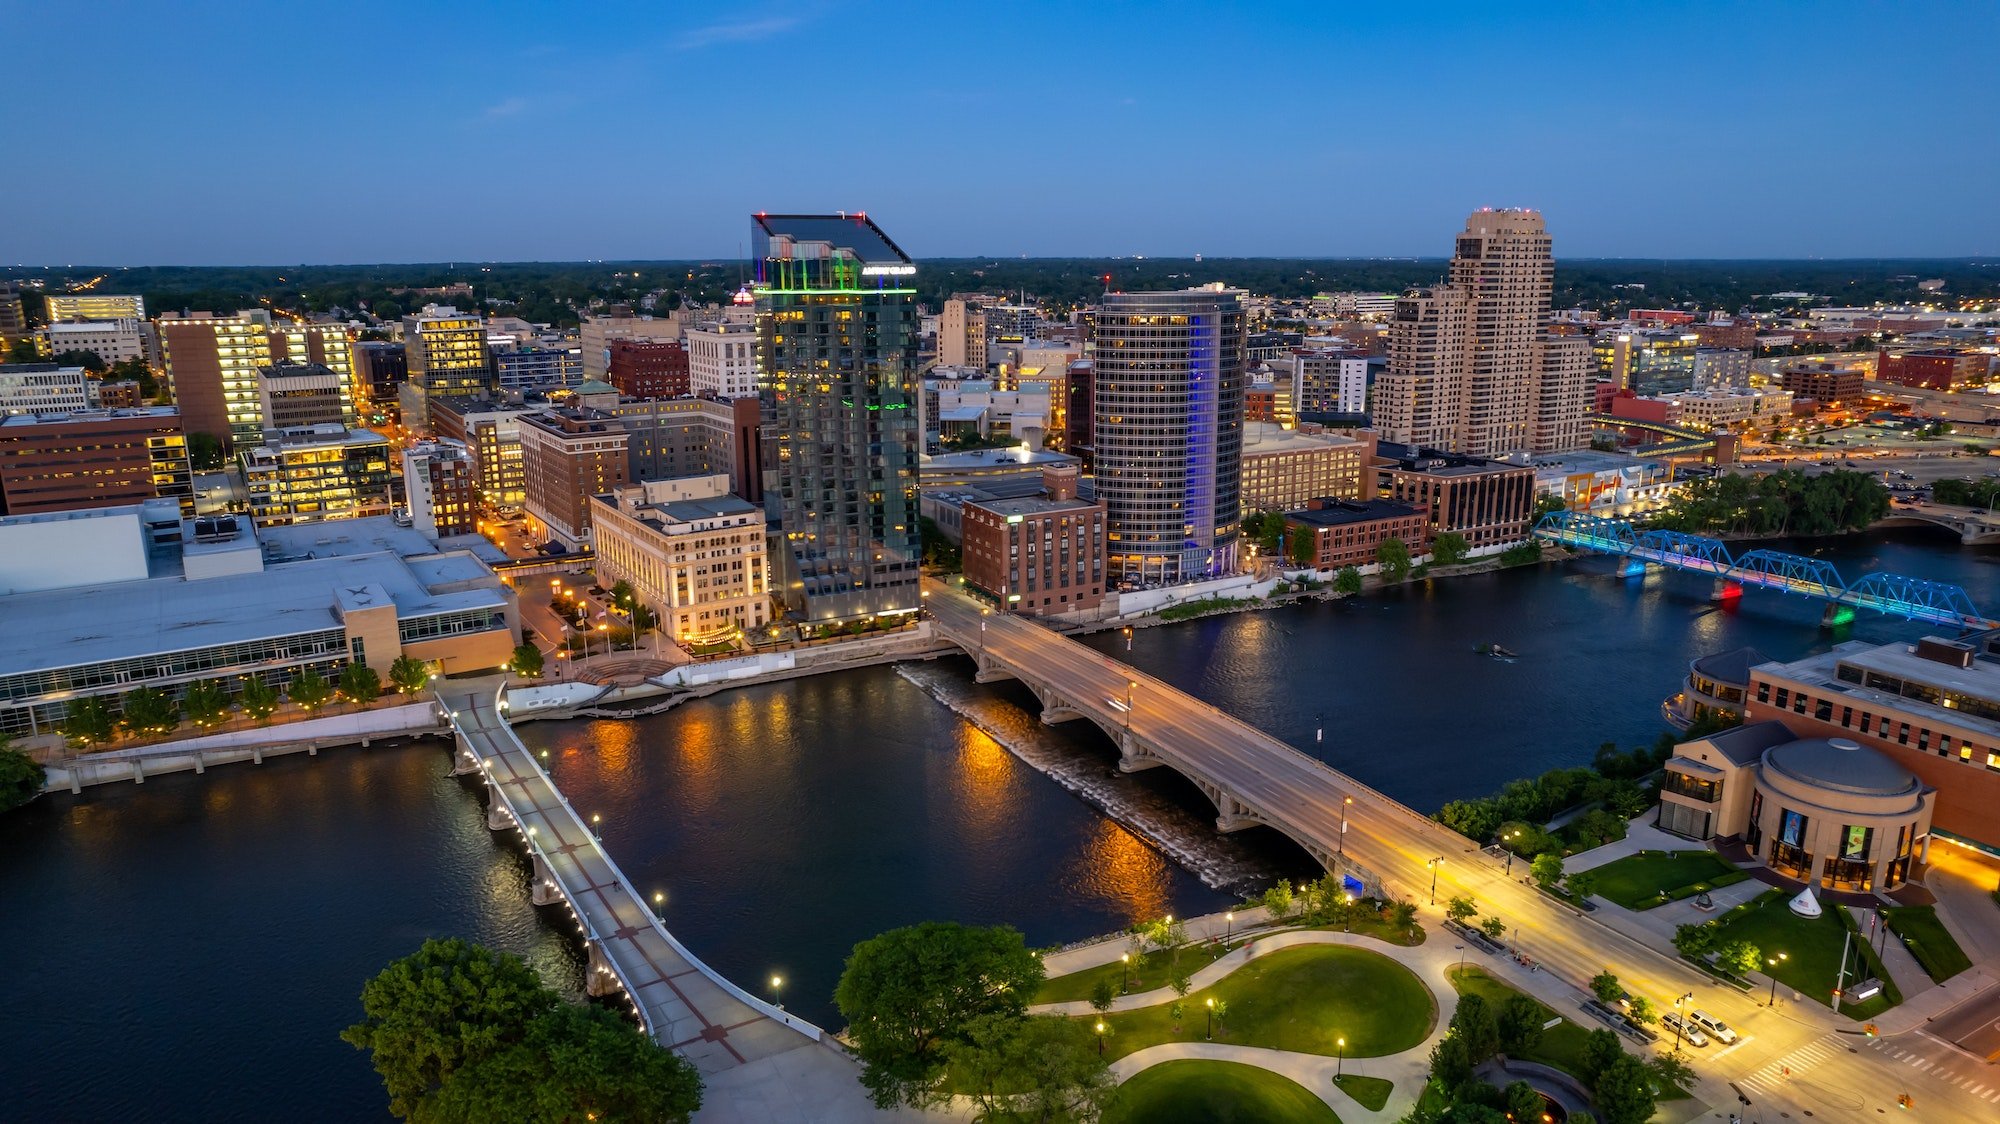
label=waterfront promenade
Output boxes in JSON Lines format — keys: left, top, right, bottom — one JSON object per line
{"left": 439, "top": 683, "right": 917, "bottom": 1123}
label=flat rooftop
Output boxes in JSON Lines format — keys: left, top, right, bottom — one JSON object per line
{"left": 1288, "top": 499, "right": 1422, "bottom": 527}
{"left": 1242, "top": 422, "right": 1363, "bottom": 454}
{"left": 1376, "top": 440, "right": 1513, "bottom": 476}
{"left": 0, "top": 550, "right": 507, "bottom": 680}
{"left": 257, "top": 516, "right": 462, "bottom": 562}
{"left": 1527, "top": 449, "right": 1660, "bottom": 476}
{"left": 621, "top": 492, "right": 761, "bottom": 529}
{"left": 966, "top": 494, "right": 1099, "bottom": 518}
{"left": 1763, "top": 641, "right": 2000, "bottom": 742}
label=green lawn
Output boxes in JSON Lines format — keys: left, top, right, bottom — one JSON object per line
{"left": 1333, "top": 1074, "right": 1393, "bottom": 1112}
{"left": 1587, "top": 849, "right": 1745, "bottom": 910}
{"left": 1036, "top": 942, "right": 1228, "bottom": 1004}
{"left": 1882, "top": 906, "right": 1973, "bottom": 983}
{"left": 1101, "top": 944, "right": 1435, "bottom": 1062}
{"left": 1105, "top": 1060, "right": 1341, "bottom": 1124}
{"left": 1709, "top": 889, "right": 1901, "bottom": 1018}
{"left": 1446, "top": 966, "right": 1599, "bottom": 1079}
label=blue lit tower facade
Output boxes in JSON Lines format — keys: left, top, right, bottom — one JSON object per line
{"left": 752, "top": 213, "right": 922, "bottom": 623}
{"left": 1092, "top": 288, "right": 1246, "bottom": 584}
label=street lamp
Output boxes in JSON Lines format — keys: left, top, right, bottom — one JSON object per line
{"left": 1205, "top": 997, "right": 1215, "bottom": 1040}
{"left": 1123, "top": 626, "right": 1133, "bottom": 652}
{"left": 769, "top": 974, "right": 784, "bottom": 1009}
{"left": 1095, "top": 1020, "right": 1106, "bottom": 1055}
{"left": 1120, "top": 952, "right": 1131, "bottom": 990}
{"left": 1339, "top": 796, "right": 1353, "bottom": 856}
{"left": 1672, "top": 992, "right": 1693, "bottom": 1052}
{"left": 1125, "top": 681, "right": 1136, "bottom": 732}
{"left": 1767, "top": 952, "right": 1788, "bottom": 1006}
{"left": 1503, "top": 829, "right": 1521, "bottom": 876}
{"left": 1427, "top": 857, "right": 1443, "bottom": 905}
{"left": 652, "top": 891, "right": 666, "bottom": 920}
{"left": 1225, "top": 911, "right": 1234, "bottom": 945}
{"left": 1336, "top": 1035, "right": 1346, "bottom": 1079}
{"left": 590, "top": 812, "right": 602, "bottom": 838}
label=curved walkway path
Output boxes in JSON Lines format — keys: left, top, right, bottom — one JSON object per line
{"left": 1033, "top": 926, "right": 1473, "bottom": 1123}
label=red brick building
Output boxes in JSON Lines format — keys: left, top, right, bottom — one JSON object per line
{"left": 1694, "top": 319, "right": 1759, "bottom": 350}
{"left": 1876, "top": 348, "right": 1989, "bottom": 391}
{"left": 1778, "top": 363, "right": 1865, "bottom": 404}
{"left": 0, "top": 406, "right": 194, "bottom": 516}
{"left": 606, "top": 339, "right": 691, "bottom": 399}
{"left": 1285, "top": 498, "right": 1430, "bottom": 569}
{"left": 1375, "top": 442, "right": 1535, "bottom": 550}
{"left": 960, "top": 466, "right": 1106, "bottom": 615}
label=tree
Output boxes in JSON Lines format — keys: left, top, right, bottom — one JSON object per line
{"left": 1286, "top": 527, "right": 1317, "bottom": 568}
{"left": 1334, "top": 565, "right": 1363, "bottom": 595}
{"left": 339, "top": 663, "right": 382, "bottom": 704}
{"left": 1211, "top": 998, "right": 1229, "bottom": 1037}
{"left": 240, "top": 676, "right": 280, "bottom": 725}
{"left": 833, "top": 921, "right": 1044, "bottom": 1108}
{"left": 1504, "top": 1080, "right": 1545, "bottom": 1124}
{"left": 421, "top": 1001, "right": 702, "bottom": 1123}
{"left": 1579, "top": 1027, "right": 1625, "bottom": 1084}
{"left": 1625, "top": 995, "right": 1657, "bottom": 1027}
{"left": 1375, "top": 537, "right": 1412, "bottom": 582}
{"left": 1650, "top": 1049, "right": 1694, "bottom": 1094}
{"left": 1496, "top": 995, "right": 1545, "bottom": 1056}
{"left": 1565, "top": 870, "right": 1599, "bottom": 903}
{"left": 341, "top": 938, "right": 560, "bottom": 1119}
{"left": 1450, "top": 992, "right": 1501, "bottom": 1064}
{"left": 1717, "top": 938, "right": 1762, "bottom": 977}
{"left": 390, "top": 655, "right": 432, "bottom": 695}
{"left": 287, "top": 668, "right": 333, "bottom": 711}
{"left": 1088, "top": 978, "right": 1115, "bottom": 1015}
{"left": 182, "top": 678, "right": 233, "bottom": 728}
{"left": 631, "top": 603, "right": 659, "bottom": 632}
{"left": 0, "top": 738, "right": 45, "bottom": 812}
{"left": 187, "top": 431, "right": 226, "bottom": 471}
{"left": 1169, "top": 967, "right": 1192, "bottom": 1000}
{"left": 510, "top": 644, "right": 544, "bottom": 678}
{"left": 1530, "top": 852, "right": 1564, "bottom": 890}
{"left": 5, "top": 338, "right": 39, "bottom": 364}
{"left": 1672, "top": 922, "right": 1717, "bottom": 960}
{"left": 1593, "top": 1054, "right": 1658, "bottom": 1124}
{"left": 54, "top": 348, "right": 108, "bottom": 372}
{"left": 1574, "top": 809, "right": 1626, "bottom": 846}
{"left": 1446, "top": 896, "right": 1478, "bottom": 925}
{"left": 1589, "top": 971, "right": 1623, "bottom": 1005}
{"left": 943, "top": 1013, "right": 1112, "bottom": 1122}
{"left": 608, "top": 579, "right": 635, "bottom": 612}
{"left": 1436, "top": 799, "right": 1503, "bottom": 843}
{"left": 120, "top": 686, "right": 180, "bottom": 736}
{"left": 1391, "top": 899, "right": 1419, "bottom": 935}
{"left": 1428, "top": 1029, "right": 1474, "bottom": 1092}
{"left": 58, "top": 696, "right": 112, "bottom": 747}
{"left": 1603, "top": 778, "right": 1650, "bottom": 819}
{"left": 1431, "top": 531, "right": 1470, "bottom": 567}
{"left": 1261, "top": 878, "right": 1295, "bottom": 920}
{"left": 1479, "top": 916, "right": 1506, "bottom": 942}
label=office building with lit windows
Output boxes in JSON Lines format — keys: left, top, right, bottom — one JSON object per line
{"left": 45, "top": 293, "right": 146, "bottom": 322}
{"left": 429, "top": 397, "right": 530, "bottom": 509}
{"left": 591, "top": 476, "right": 771, "bottom": 647}
{"left": 238, "top": 424, "right": 394, "bottom": 525}
{"left": 1091, "top": 287, "right": 1246, "bottom": 584}
{"left": 519, "top": 407, "right": 630, "bottom": 549}
{"left": 0, "top": 406, "right": 192, "bottom": 516}
{"left": 401, "top": 305, "right": 491, "bottom": 429}
{"left": 754, "top": 213, "right": 922, "bottom": 622}
{"left": 158, "top": 311, "right": 357, "bottom": 449}
{"left": 0, "top": 363, "right": 93, "bottom": 415}
{"left": 403, "top": 440, "right": 479, "bottom": 539}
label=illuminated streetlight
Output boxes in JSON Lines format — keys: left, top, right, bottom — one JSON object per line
{"left": 1224, "top": 911, "right": 1234, "bottom": 945}
{"left": 1205, "top": 996, "right": 1215, "bottom": 1040}
{"left": 1095, "top": 1020, "right": 1106, "bottom": 1055}
{"left": 1766, "top": 952, "right": 1788, "bottom": 1006}
{"left": 1336, "top": 1035, "right": 1346, "bottom": 1078}
{"left": 1338, "top": 795, "right": 1353, "bottom": 856}
{"left": 769, "top": 974, "right": 784, "bottom": 1009}
{"left": 1427, "top": 857, "right": 1443, "bottom": 905}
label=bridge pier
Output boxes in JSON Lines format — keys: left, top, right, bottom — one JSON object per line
{"left": 1822, "top": 603, "right": 1856, "bottom": 628}
{"left": 972, "top": 653, "right": 1016, "bottom": 685}
{"left": 487, "top": 799, "right": 516, "bottom": 832}
{"left": 1116, "top": 733, "right": 1163, "bottom": 773}
{"left": 528, "top": 852, "right": 563, "bottom": 907}
{"left": 1710, "top": 578, "right": 1742, "bottom": 603}
{"left": 1040, "top": 705, "right": 1083, "bottom": 724}
{"left": 1618, "top": 558, "right": 1648, "bottom": 578}
{"left": 584, "top": 942, "right": 622, "bottom": 999}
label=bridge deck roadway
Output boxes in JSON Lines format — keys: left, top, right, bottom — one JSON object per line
{"left": 925, "top": 580, "right": 1996, "bottom": 1123}
{"left": 441, "top": 687, "right": 816, "bottom": 1075}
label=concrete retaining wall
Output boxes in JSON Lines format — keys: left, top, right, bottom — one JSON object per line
{"left": 45, "top": 702, "right": 448, "bottom": 791}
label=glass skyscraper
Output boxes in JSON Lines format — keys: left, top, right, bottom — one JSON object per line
{"left": 1092, "top": 288, "right": 1246, "bottom": 584}
{"left": 753, "top": 213, "right": 921, "bottom": 623}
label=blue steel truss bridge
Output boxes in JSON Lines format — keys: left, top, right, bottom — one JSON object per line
{"left": 1532, "top": 510, "right": 1996, "bottom": 631}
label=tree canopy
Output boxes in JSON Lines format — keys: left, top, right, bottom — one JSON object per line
{"left": 833, "top": 921, "right": 1045, "bottom": 1108}
{"left": 0, "top": 736, "right": 45, "bottom": 812}
{"left": 1649, "top": 468, "right": 1888, "bottom": 537}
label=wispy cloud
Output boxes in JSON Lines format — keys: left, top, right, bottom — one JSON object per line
{"left": 670, "top": 15, "right": 798, "bottom": 51}
{"left": 483, "top": 96, "right": 531, "bottom": 120}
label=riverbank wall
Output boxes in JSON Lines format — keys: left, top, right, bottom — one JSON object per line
{"left": 42, "top": 702, "right": 450, "bottom": 792}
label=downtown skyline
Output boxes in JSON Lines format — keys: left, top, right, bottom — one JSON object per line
{"left": 6, "top": 1, "right": 1999, "bottom": 265}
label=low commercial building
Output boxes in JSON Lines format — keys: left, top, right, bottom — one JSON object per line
{"left": 606, "top": 340, "right": 692, "bottom": 399}
{"left": 1742, "top": 634, "right": 2000, "bottom": 851}
{"left": 257, "top": 362, "right": 349, "bottom": 431}
{"left": 0, "top": 507, "right": 518, "bottom": 737}
{"left": 1660, "top": 721, "right": 1934, "bottom": 892}
{"left": 686, "top": 320, "right": 760, "bottom": 398}
{"left": 1284, "top": 498, "right": 1430, "bottom": 570}
{"left": 403, "top": 441, "right": 478, "bottom": 539}
{"left": 1528, "top": 449, "right": 1674, "bottom": 513}
{"left": 1376, "top": 441, "right": 1535, "bottom": 549}
{"left": 591, "top": 476, "right": 771, "bottom": 646}
{"left": 519, "top": 407, "right": 630, "bottom": 549}
{"left": 1779, "top": 362, "right": 1866, "bottom": 405}
{"left": 960, "top": 466, "right": 1106, "bottom": 615}
{"left": 494, "top": 345, "right": 582, "bottom": 394}
{"left": 0, "top": 406, "right": 193, "bottom": 516}
{"left": 1875, "top": 348, "right": 1991, "bottom": 391}
{"left": 42, "top": 319, "right": 149, "bottom": 366}
{"left": 1240, "top": 423, "right": 1376, "bottom": 512}
{"left": 0, "top": 363, "right": 92, "bottom": 415}
{"left": 239, "top": 425, "right": 394, "bottom": 525}
{"left": 1663, "top": 387, "right": 1794, "bottom": 432}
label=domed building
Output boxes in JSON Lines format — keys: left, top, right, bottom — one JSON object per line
{"left": 1664, "top": 645, "right": 1768, "bottom": 730}
{"left": 1660, "top": 720, "right": 1935, "bottom": 892}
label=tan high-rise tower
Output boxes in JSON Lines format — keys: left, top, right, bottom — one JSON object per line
{"left": 1376, "top": 209, "right": 1584, "bottom": 455}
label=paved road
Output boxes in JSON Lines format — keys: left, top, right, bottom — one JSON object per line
{"left": 925, "top": 580, "right": 1998, "bottom": 1121}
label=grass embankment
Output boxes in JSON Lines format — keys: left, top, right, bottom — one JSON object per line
{"left": 1882, "top": 905, "right": 1973, "bottom": 983}
{"left": 1099, "top": 944, "right": 1434, "bottom": 1062}
{"left": 1036, "top": 942, "right": 1229, "bottom": 1004}
{"left": 1104, "top": 1060, "right": 1341, "bottom": 1124}
{"left": 1333, "top": 1074, "right": 1393, "bottom": 1111}
{"left": 1587, "top": 849, "right": 1751, "bottom": 911}
{"left": 1709, "top": 890, "right": 1901, "bottom": 1018}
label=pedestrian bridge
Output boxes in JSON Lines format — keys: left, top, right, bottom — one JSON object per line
{"left": 926, "top": 586, "right": 1403, "bottom": 895}
{"left": 1532, "top": 510, "right": 1995, "bottom": 630}
{"left": 438, "top": 686, "right": 822, "bottom": 1074}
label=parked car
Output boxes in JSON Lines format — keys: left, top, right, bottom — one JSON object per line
{"left": 1660, "top": 1012, "right": 1710, "bottom": 1047}
{"left": 1688, "top": 1009, "right": 1738, "bottom": 1044}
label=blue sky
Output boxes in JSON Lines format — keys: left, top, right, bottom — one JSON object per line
{"left": 6, "top": 1, "right": 1996, "bottom": 264}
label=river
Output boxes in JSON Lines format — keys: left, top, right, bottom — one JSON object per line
{"left": 2, "top": 527, "right": 1992, "bottom": 1120}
